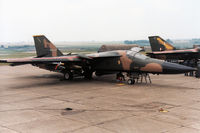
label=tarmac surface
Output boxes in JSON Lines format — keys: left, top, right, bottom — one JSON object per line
{"left": 0, "top": 65, "right": 200, "bottom": 133}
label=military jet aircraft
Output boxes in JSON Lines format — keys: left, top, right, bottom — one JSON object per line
{"left": 148, "top": 36, "right": 200, "bottom": 61}
{"left": 0, "top": 35, "right": 196, "bottom": 84}
{"left": 147, "top": 36, "right": 200, "bottom": 77}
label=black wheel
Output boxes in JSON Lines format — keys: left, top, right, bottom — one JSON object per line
{"left": 132, "top": 79, "right": 135, "bottom": 84}
{"left": 84, "top": 71, "right": 93, "bottom": 80}
{"left": 127, "top": 79, "right": 135, "bottom": 85}
{"left": 95, "top": 72, "right": 102, "bottom": 77}
{"left": 195, "top": 66, "right": 200, "bottom": 78}
{"left": 64, "top": 71, "right": 73, "bottom": 80}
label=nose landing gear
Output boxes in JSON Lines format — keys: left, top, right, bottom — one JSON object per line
{"left": 126, "top": 73, "right": 152, "bottom": 85}
{"left": 127, "top": 79, "right": 135, "bottom": 85}
{"left": 116, "top": 72, "right": 136, "bottom": 85}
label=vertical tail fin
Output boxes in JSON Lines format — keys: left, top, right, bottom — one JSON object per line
{"left": 148, "top": 36, "right": 175, "bottom": 52}
{"left": 33, "top": 35, "right": 63, "bottom": 57}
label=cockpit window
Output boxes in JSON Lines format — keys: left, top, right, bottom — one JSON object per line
{"left": 134, "top": 53, "right": 149, "bottom": 60}
{"left": 127, "top": 50, "right": 149, "bottom": 59}
{"left": 126, "top": 47, "right": 149, "bottom": 60}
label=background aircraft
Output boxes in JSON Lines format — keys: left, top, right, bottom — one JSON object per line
{"left": 0, "top": 35, "right": 196, "bottom": 84}
{"left": 147, "top": 36, "right": 200, "bottom": 78}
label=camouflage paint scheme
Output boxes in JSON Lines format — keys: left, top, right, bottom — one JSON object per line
{"left": 0, "top": 35, "right": 196, "bottom": 78}
{"left": 33, "top": 35, "right": 63, "bottom": 57}
{"left": 147, "top": 36, "right": 200, "bottom": 61}
{"left": 147, "top": 36, "right": 200, "bottom": 78}
{"left": 88, "top": 50, "right": 194, "bottom": 74}
{"left": 149, "top": 36, "right": 175, "bottom": 51}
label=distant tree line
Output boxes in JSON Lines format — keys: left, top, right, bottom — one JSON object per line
{"left": 191, "top": 39, "right": 200, "bottom": 44}
{"left": 124, "top": 40, "right": 150, "bottom": 46}
{"left": 166, "top": 39, "right": 173, "bottom": 44}
{"left": 7, "top": 45, "right": 34, "bottom": 48}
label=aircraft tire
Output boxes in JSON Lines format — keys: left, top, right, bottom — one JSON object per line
{"left": 95, "top": 72, "right": 101, "bottom": 77}
{"left": 84, "top": 72, "right": 93, "bottom": 80}
{"left": 127, "top": 79, "right": 135, "bottom": 85}
{"left": 64, "top": 71, "right": 73, "bottom": 80}
{"left": 195, "top": 64, "right": 200, "bottom": 78}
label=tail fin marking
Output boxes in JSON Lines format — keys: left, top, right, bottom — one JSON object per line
{"left": 33, "top": 35, "right": 63, "bottom": 57}
{"left": 149, "top": 36, "right": 175, "bottom": 52}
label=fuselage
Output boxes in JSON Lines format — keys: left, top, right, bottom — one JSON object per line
{"left": 148, "top": 47, "right": 200, "bottom": 61}
{"left": 1, "top": 50, "right": 196, "bottom": 75}
{"left": 88, "top": 50, "right": 196, "bottom": 74}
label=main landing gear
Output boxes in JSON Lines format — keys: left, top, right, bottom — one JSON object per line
{"left": 83, "top": 71, "right": 93, "bottom": 80}
{"left": 63, "top": 71, "right": 73, "bottom": 80}
{"left": 63, "top": 70, "right": 93, "bottom": 80}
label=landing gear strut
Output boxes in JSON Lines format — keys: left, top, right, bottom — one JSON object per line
{"left": 83, "top": 71, "right": 93, "bottom": 80}
{"left": 126, "top": 73, "right": 152, "bottom": 85}
{"left": 116, "top": 72, "right": 125, "bottom": 81}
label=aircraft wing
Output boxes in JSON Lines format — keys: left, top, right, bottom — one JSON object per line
{"left": 0, "top": 55, "right": 91, "bottom": 65}
{"left": 0, "top": 51, "right": 122, "bottom": 66}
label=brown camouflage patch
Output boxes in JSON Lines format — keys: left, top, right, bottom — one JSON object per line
{"left": 43, "top": 39, "right": 57, "bottom": 57}
{"left": 119, "top": 51, "right": 132, "bottom": 70}
{"left": 140, "top": 63, "right": 163, "bottom": 72}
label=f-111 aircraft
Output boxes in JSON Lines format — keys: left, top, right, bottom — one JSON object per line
{"left": 0, "top": 35, "right": 196, "bottom": 84}
{"left": 147, "top": 36, "right": 200, "bottom": 77}
{"left": 148, "top": 36, "right": 200, "bottom": 61}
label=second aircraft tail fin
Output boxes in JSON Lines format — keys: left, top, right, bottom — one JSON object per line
{"left": 148, "top": 36, "right": 175, "bottom": 52}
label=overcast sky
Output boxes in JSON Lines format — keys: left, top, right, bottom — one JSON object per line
{"left": 0, "top": 0, "right": 200, "bottom": 42}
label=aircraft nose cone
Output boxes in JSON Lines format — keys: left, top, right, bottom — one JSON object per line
{"left": 162, "top": 62, "right": 196, "bottom": 74}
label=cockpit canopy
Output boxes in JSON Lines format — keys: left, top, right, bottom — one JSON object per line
{"left": 127, "top": 47, "right": 149, "bottom": 60}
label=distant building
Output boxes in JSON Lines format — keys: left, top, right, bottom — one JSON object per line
{"left": 193, "top": 45, "right": 200, "bottom": 48}
{"left": 124, "top": 40, "right": 149, "bottom": 46}
{"left": 143, "top": 46, "right": 152, "bottom": 53}
{"left": 98, "top": 44, "right": 139, "bottom": 52}
{"left": 0, "top": 45, "right": 4, "bottom": 48}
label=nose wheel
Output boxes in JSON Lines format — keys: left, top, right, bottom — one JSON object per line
{"left": 127, "top": 79, "right": 135, "bottom": 85}
{"left": 126, "top": 72, "right": 152, "bottom": 85}
{"left": 83, "top": 71, "right": 93, "bottom": 80}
